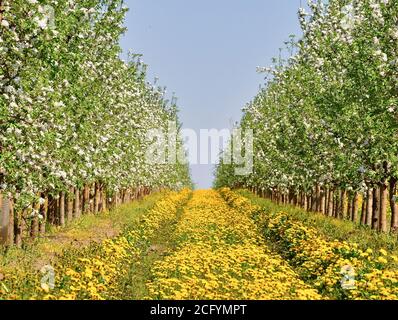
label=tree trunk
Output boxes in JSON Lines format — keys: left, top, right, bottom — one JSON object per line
{"left": 293, "top": 193, "right": 298, "bottom": 206}
{"left": 333, "top": 190, "right": 338, "bottom": 218}
{"left": 351, "top": 192, "right": 359, "bottom": 222}
{"left": 8, "top": 197, "right": 14, "bottom": 244}
{"left": 360, "top": 196, "right": 366, "bottom": 225}
{"left": 100, "top": 186, "right": 104, "bottom": 210}
{"left": 83, "top": 185, "right": 90, "bottom": 214}
{"left": 315, "top": 184, "right": 321, "bottom": 212}
{"left": 372, "top": 185, "right": 380, "bottom": 230}
{"left": 347, "top": 192, "right": 353, "bottom": 220}
{"left": 59, "top": 192, "right": 65, "bottom": 227}
{"left": 379, "top": 181, "right": 388, "bottom": 233}
{"left": 0, "top": 193, "right": 12, "bottom": 245}
{"left": 67, "top": 188, "right": 74, "bottom": 222}
{"left": 30, "top": 197, "right": 40, "bottom": 238}
{"left": 88, "top": 185, "right": 93, "bottom": 213}
{"left": 288, "top": 190, "right": 293, "bottom": 204}
{"left": 310, "top": 189, "right": 316, "bottom": 212}
{"left": 327, "top": 189, "right": 334, "bottom": 217}
{"left": 115, "top": 193, "right": 119, "bottom": 208}
{"left": 302, "top": 192, "right": 307, "bottom": 210}
{"left": 121, "top": 189, "right": 126, "bottom": 204}
{"left": 333, "top": 191, "right": 338, "bottom": 218}
{"left": 74, "top": 188, "right": 81, "bottom": 219}
{"left": 321, "top": 187, "right": 326, "bottom": 214}
{"left": 339, "top": 189, "right": 347, "bottom": 219}
{"left": 366, "top": 188, "right": 373, "bottom": 226}
{"left": 39, "top": 194, "right": 48, "bottom": 235}
{"left": 14, "top": 211, "right": 23, "bottom": 248}
{"left": 114, "top": 193, "right": 119, "bottom": 207}
{"left": 94, "top": 183, "right": 100, "bottom": 214}
{"left": 48, "top": 195, "right": 57, "bottom": 225}
{"left": 390, "top": 178, "right": 398, "bottom": 233}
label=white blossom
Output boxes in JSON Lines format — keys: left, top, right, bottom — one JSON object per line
{"left": 1, "top": 20, "right": 10, "bottom": 28}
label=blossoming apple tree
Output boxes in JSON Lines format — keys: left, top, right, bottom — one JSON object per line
{"left": 0, "top": 0, "right": 191, "bottom": 245}
{"left": 215, "top": 0, "right": 398, "bottom": 233}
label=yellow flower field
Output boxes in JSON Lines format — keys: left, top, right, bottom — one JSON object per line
{"left": 0, "top": 189, "right": 191, "bottom": 300}
{"left": 3, "top": 187, "right": 396, "bottom": 300}
{"left": 220, "top": 188, "right": 398, "bottom": 300}
{"left": 146, "top": 190, "right": 322, "bottom": 300}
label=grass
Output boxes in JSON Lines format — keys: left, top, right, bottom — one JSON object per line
{"left": 238, "top": 189, "right": 398, "bottom": 254}
{"left": 121, "top": 197, "right": 188, "bottom": 299}
{"left": 0, "top": 192, "right": 165, "bottom": 276}
{"left": 0, "top": 190, "right": 194, "bottom": 300}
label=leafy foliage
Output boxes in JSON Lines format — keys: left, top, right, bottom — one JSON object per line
{"left": 0, "top": 0, "right": 191, "bottom": 212}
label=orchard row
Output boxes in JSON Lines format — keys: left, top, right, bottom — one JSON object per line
{"left": 216, "top": 0, "right": 398, "bottom": 232}
{"left": 0, "top": 0, "right": 190, "bottom": 245}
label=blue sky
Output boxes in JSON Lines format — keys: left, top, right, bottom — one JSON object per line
{"left": 120, "top": 0, "right": 305, "bottom": 189}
